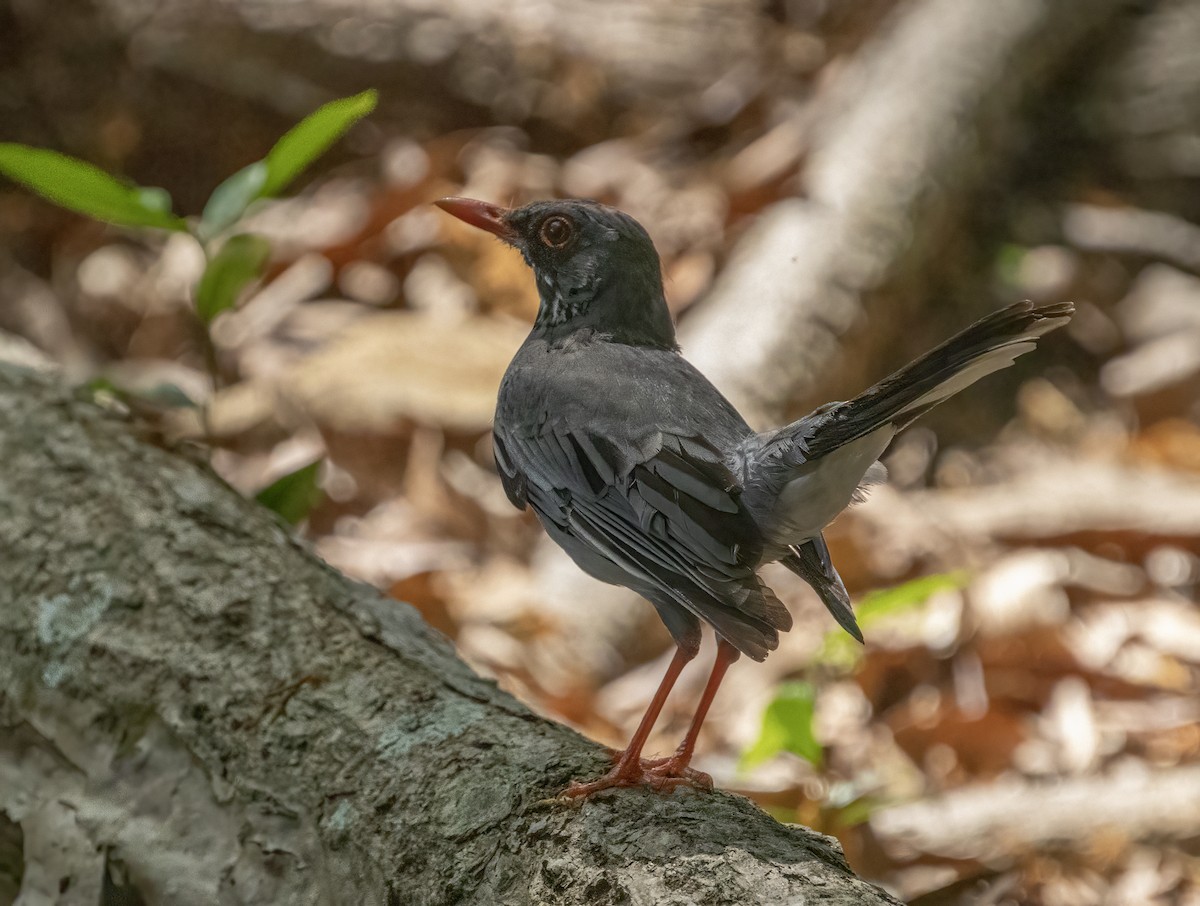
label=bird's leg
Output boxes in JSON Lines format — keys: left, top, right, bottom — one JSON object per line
{"left": 645, "top": 640, "right": 740, "bottom": 788}
{"left": 560, "top": 645, "right": 692, "bottom": 798}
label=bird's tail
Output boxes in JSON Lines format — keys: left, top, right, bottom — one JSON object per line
{"left": 798, "top": 300, "right": 1074, "bottom": 461}
{"left": 782, "top": 535, "right": 862, "bottom": 642}
{"left": 750, "top": 300, "right": 1071, "bottom": 642}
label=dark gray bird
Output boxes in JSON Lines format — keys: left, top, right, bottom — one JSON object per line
{"left": 436, "top": 196, "right": 1073, "bottom": 797}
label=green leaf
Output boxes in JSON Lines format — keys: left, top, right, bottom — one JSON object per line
{"left": 135, "top": 186, "right": 174, "bottom": 214}
{"left": 994, "top": 243, "right": 1027, "bottom": 287}
{"left": 255, "top": 459, "right": 323, "bottom": 525}
{"left": 260, "top": 89, "right": 378, "bottom": 198}
{"left": 137, "top": 382, "right": 199, "bottom": 409}
{"left": 740, "top": 681, "right": 822, "bottom": 771}
{"left": 831, "top": 795, "right": 879, "bottom": 828}
{"left": 194, "top": 233, "right": 271, "bottom": 324}
{"left": 79, "top": 376, "right": 197, "bottom": 410}
{"left": 856, "top": 570, "right": 970, "bottom": 623}
{"left": 199, "top": 161, "right": 268, "bottom": 240}
{"left": 83, "top": 376, "right": 120, "bottom": 397}
{"left": 816, "top": 570, "right": 971, "bottom": 668}
{"left": 0, "top": 144, "right": 186, "bottom": 231}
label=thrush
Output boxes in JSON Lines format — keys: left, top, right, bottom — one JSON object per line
{"left": 436, "top": 196, "right": 1073, "bottom": 797}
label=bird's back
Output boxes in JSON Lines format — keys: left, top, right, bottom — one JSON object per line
{"left": 497, "top": 332, "right": 751, "bottom": 454}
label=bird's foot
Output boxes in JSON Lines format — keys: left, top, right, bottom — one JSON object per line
{"left": 644, "top": 756, "right": 713, "bottom": 791}
{"left": 559, "top": 757, "right": 650, "bottom": 799}
{"left": 560, "top": 754, "right": 712, "bottom": 799}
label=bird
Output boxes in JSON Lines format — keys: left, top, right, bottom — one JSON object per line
{"left": 435, "top": 195, "right": 1073, "bottom": 797}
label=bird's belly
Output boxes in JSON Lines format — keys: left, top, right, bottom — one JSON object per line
{"left": 768, "top": 427, "right": 893, "bottom": 543}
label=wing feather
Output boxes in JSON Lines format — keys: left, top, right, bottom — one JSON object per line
{"left": 494, "top": 417, "right": 787, "bottom": 657}
{"left": 492, "top": 432, "right": 527, "bottom": 510}
{"left": 495, "top": 420, "right": 790, "bottom": 659}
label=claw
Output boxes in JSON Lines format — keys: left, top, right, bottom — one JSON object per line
{"left": 644, "top": 757, "right": 713, "bottom": 790}
{"left": 558, "top": 754, "right": 713, "bottom": 799}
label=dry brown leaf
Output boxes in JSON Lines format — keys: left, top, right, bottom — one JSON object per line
{"left": 279, "top": 310, "right": 526, "bottom": 433}
{"left": 1128, "top": 418, "right": 1200, "bottom": 474}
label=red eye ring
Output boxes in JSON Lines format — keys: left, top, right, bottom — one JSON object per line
{"left": 540, "top": 216, "right": 573, "bottom": 248}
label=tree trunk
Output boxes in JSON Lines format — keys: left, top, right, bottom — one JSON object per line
{"left": 0, "top": 361, "right": 900, "bottom": 906}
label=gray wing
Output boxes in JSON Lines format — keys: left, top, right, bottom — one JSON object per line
{"left": 492, "top": 431, "right": 528, "bottom": 510}
{"left": 495, "top": 422, "right": 791, "bottom": 660}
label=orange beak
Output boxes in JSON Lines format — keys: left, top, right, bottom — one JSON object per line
{"left": 434, "top": 197, "right": 518, "bottom": 241}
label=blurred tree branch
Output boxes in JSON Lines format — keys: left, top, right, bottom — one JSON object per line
{"left": 683, "top": 0, "right": 1128, "bottom": 424}
{"left": 873, "top": 765, "right": 1200, "bottom": 860}
{"left": 0, "top": 363, "right": 900, "bottom": 906}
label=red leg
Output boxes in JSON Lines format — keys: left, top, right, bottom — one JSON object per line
{"left": 646, "top": 639, "right": 740, "bottom": 787}
{"left": 560, "top": 645, "right": 692, "bottom": 798}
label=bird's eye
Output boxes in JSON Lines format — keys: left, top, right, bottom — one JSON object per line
{"left": 539, "top": 216, "right": 573, "bottom": 248}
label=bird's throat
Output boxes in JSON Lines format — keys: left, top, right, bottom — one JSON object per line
{"left": 530, "top": 263, "right": 678, "bottom": 350}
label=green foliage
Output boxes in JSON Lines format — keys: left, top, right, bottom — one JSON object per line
{"left": 82, "top": 376, "right": 197, "bottom": 409}
{"left": 994, "top": 243, "right": 1027, "bottom": 287}
{"left": 255, "top": 459, "right": 324, "bottom": 525}
{"left": 196, "top": 90, "right": 377, "bottom": 240}
{"left": 196, "top": 234, "right": 272, "bottom": 324}
{"left": 740, "top": 681, "right": 822, "bottom": 770}
{"left": 816, "top": 570, "right": 969, "bottom": 668}
{"left": 3, "top": 92, "right": 370, "bottom": 526}
{"left": 0, "top": 144, "right": 186, "bottom": 231}
{"left": 137, "top": 382, "right": 199, "bottom": 409}
{"left": 742, "top": 571, "right": 970, "bottom": 775}
{"left": 0, "top": 88, "right": 377, "bottom": 244}
{"left": 261, "top": 89, "right": 378, "bottom": 197}
{"left": 199, "top": 162, "right": 269, "bottom": 240}
{"left": 831, "top": 794, "right": 879, "bottom": 828}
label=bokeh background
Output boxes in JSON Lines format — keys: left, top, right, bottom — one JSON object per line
{"left": 3, "top": 1, "right": 1200, "bottom": 903}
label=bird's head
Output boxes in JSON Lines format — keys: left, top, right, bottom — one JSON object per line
{"left": 435, "top": 197, "right": 677, "bottom": 349}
